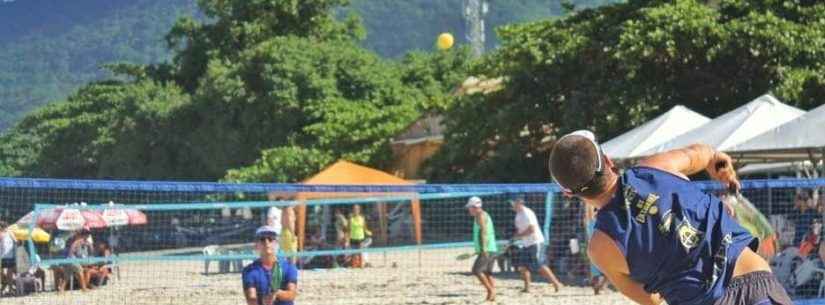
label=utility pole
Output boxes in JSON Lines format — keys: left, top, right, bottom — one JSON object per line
{"left": 463, "top": 0, "right": 488, "bottom": 57}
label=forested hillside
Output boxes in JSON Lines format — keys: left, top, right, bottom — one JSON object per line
{"left": 0, "top": 0, "right": 615, "bottom": 130}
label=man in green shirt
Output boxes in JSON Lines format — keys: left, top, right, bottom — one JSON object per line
{"left": 466, "top": 196, "right": 498, "bottom": 302}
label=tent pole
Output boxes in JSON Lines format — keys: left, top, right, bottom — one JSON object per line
{"left": 767, "top": 173, "right": 773, "bottom": 216}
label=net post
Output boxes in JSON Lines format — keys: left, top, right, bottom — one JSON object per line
{"left": 27, "top": 206, "right": 41, "bottom": 266}
{"left": 543, "top": 191, "right": 554, "bottom": 243}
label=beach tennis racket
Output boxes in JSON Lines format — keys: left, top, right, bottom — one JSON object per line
{"left": 455, "top": 252, "right": 476, "bottom": 261}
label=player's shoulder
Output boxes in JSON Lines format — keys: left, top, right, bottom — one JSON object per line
{"left": 628, "top": 166, "right": 690, "bottom": 182}
{"left": 242, "top": 259, "right": 263, "bottom": 274}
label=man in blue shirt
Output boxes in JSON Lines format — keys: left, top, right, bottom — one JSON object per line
{"left": 242, "top": 226, "right": 298, "bottom": 305}
{"left": 549, "top": 130, "right": 790, "bottom": 305}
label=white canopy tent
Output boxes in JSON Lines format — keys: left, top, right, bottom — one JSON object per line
{"left": 728, "top": 103, "right": 825, "bottom": 164}
{"left": 603, "top": 105, "right": 710, "bottom": 160}
{"left": 640, "top": 94, "right": 805, "bottom": 156}
{"left": 738, "top": 161, "right": 821, "bottom": 176}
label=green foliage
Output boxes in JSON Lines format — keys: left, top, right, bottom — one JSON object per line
{"left": 165, "top": 0, "right": 365, "bottom": 91}
{"left": 399, "top": 47, "right": 477, "bottom": 111}
{"left": 224, "top": 147, "right": 334, "bottom": 183}
{"left": 0, "top": 81, "right": 191, "bottom": 178}
{"left": 0, "top": 0, "right": 475, "bottom": 181}
{"left": 425, "top": 0, "right": 825, "bottom": 182}
{"left": 0, "top": 0, "right": 615, "bottom": 132}
{"left": 205, "top": 37, "right": 432, "bottom": 182}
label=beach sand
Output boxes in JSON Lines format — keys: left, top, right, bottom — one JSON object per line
{"left": 7, "top": 247, "right": 630, "bottom": 305}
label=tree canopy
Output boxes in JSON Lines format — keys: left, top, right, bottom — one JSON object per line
{"left": 424, "top": 0, "right": 825, "bottom": 182}
{"left": 0, "top": 0, "right": 472, "bottom": 182}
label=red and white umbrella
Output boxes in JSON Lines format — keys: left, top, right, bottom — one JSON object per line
{"left": 17, "top": 206, "right": 107, "bottom": 231}
{"left": 99, "top": 202, "right": 148, "bottom": 227}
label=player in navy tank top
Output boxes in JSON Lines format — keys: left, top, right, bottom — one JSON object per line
{"left": 549, "top": 130, "right": 791, "bottom": 305}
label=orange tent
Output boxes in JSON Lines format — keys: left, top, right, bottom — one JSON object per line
{"left": 291, "top": 160, "right": 423, "bottom": 250}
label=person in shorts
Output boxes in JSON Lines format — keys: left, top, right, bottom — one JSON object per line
{"left": 549, "top": 130, "right": 791, "bottom": 305}
{"left": 509, "top": 196, "right": 563, "bottom": 293}
{"left": 466, "top": 196, "right": 498, "bottom": 302}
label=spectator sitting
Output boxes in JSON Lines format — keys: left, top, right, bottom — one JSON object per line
{"left": 800, "top": 219, "right": 823, "bottom": 257}
{"left": 0, "top": 221, "right": 17, "bottom": 294}
{"left": 300, "top": 230, "right": 331, "bottom": 268}
{"left": 793, "top": 191, "right": 818, "bottom": 246}
{"left": 88, "top": 240, "right": 113, "bottom": 287}
{"left": 54, "top": 229, "right": 94, "bottom": 292}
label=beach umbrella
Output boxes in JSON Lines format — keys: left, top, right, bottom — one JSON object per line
{"left": 17, "top": 206, "right": 107, "bottom": 231}
{"left": 99, "top": 201, "right": 147, "bottom": 226}
{"left": 7, "top": 224, "right": 50, "bottom": 243}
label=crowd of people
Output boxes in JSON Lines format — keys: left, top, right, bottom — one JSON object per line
{"left": 266, "top": 203, "right": 373, "bottom": 269}
{"left": 0, "top": 221, "right": 114, "bottom": 296}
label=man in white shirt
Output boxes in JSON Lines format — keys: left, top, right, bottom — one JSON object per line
{"left": 266, "top": 206, "right": 283, "bottom": 234}
{"left": 510, "top": 196, "right": 563, "bottom": 293}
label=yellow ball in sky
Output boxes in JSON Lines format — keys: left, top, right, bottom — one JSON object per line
{"left": 437, "top": 33, "right": 454, "bottom": 50}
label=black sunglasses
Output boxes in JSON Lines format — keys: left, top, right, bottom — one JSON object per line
{"left": 257, "top": 236, "right": 276, "bottom": 242}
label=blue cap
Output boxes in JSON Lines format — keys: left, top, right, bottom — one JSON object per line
{"left": 254, "top": 226, "right": 279, "bottom": 239}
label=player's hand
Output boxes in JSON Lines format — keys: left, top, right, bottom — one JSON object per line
{"left": 480, "top": 251, "right": 488, "bottom": 257}
{"left": 722, "top": 197, "right": 736, "bottom": 217}
{"left": 707, "top": 152, "right": 740, "bottom": 193}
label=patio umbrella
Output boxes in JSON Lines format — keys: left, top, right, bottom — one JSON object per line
{"left": 17, "top": 206, "right": 107, "bottom": 231}
{"left": 99, "top": 202, "right": 148, "bottom": 226}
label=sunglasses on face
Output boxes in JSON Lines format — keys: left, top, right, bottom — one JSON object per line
{"left": 257, "top": 236, "right": 276, "bottom": 243}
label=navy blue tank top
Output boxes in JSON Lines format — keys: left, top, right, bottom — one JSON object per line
{"left": 595, "top": 167, "right": 756, "bottom": 305}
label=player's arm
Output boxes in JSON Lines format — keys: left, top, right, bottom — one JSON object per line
{"left": 638, "top": 143, "right": 740, "bottom": 191}
{"left": 244, "top": 287, "right": 271, "bottom": 305}
{"left": 588, "top": 230, "right": 663, "bottom": 305}
{"left": 275, "top": 282, "right": 298, "bottom": 301}
{"left": 513, "top": 225, "right": 535, "bottom": 238}
{"left": 276, "top": 265, "right": 299, "bottom": 301}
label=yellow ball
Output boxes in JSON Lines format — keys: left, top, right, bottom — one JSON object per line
{"left": 437, "top": 33, "right": 454, "bottom": 50}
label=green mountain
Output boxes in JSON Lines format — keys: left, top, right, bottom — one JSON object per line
{"left": 0, "top": 0, "right": 199, "bottom": 130}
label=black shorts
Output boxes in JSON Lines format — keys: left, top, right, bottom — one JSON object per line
{"left": 1, "top": 258, "right": 15, "bottom": 269}
{"left": 714, "top": 271, "right": 792, "bottom": 305}
{"left": 512, "top": 244, "right": 542, "bottom": 271}
{"left": 472, "top": 253, "right": 496, "bottom": 275}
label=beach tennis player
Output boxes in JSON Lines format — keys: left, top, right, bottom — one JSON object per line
{"left": 466, "top": 196, "right": 498, "bottom": 302}
{"left": 242, "top": 226, "right": 298, "bottom": 305}
{"left": 549, "top": 130, "right": 791, "bottom": 305}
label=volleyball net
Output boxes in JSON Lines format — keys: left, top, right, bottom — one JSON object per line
{"left": 2, "top": 177, "right": 825, "bottom": 304}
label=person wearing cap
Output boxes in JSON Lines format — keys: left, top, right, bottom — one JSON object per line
{"left": 509, "top": 196, "right": 563, "bottom": 293}
{"left": 242, "top": 226, "right": 298, "bottom": 305}
{"left": 549, "top": 130, "right": 789, "bottom": 305}
{"left": 466, "top": 196, "right": 498, "bottom": 302}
